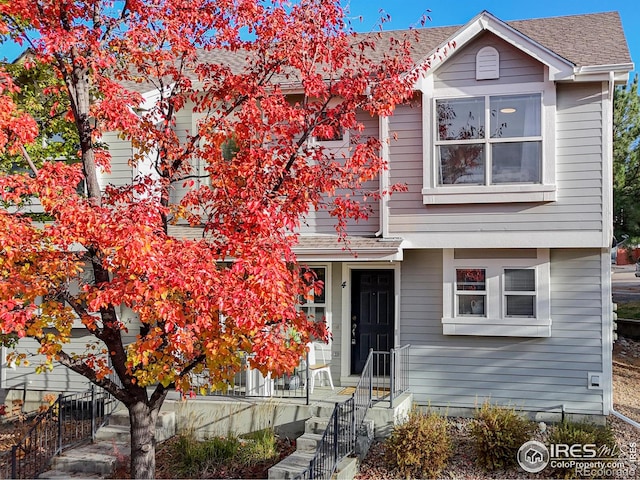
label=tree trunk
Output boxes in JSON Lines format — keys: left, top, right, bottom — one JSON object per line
{"left": 128, "top": 400, "right": 159, "bottom": 479}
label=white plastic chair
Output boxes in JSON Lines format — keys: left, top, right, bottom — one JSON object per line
{"left": 305, "top": 343, "right": 334, "bottom": 393}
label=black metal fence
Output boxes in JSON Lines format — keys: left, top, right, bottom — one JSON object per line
{"left": 294, "top": 398, "right": 356, "bottom": 480}
{"left": 0, "top": 385, "right": 119, "bottom": 479}
{"left": 295, "top": 345, "right": 411, "bottom": 480}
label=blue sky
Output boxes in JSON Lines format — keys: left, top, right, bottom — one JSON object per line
{"left": 1, "top": 1, "right": 637, "bottom": 79}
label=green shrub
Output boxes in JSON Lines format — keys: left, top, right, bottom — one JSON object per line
{"left": 548, "top": 421, "right": 618, "bottom": 479}
{"left": 172, "top": 433, "right": 241, "bottom": 477}
{"left": 471, "top": 401, "right": 534, "bottom": 471}
{"left": 238, "top": 428, "right": 278, "bottom": 466}
{"left": 384, "top": 408, "right": 452, "bottom": 479}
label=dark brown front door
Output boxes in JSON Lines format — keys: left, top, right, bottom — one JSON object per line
{"left": 350, "top": 269, "right": 394, "bottom": 375}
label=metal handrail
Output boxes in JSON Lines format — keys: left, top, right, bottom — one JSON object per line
{"left": 295, "top": 345, "right": 410, "bottom": 479}
{"left": 1, "top": 384, "right": 119, "bottom": 479}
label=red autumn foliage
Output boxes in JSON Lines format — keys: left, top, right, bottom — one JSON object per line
{"left": 0, "top": 1, "right": 428, "bottom": 477}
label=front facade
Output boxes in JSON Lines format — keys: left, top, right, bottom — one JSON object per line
{"left": 284, "top": 11, "right": 633, "bottom": 417}
{"left": 2, "top": 11, "right": 633, "bottom": 418}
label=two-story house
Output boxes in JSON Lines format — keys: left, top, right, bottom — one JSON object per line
{"left": 2, "top": 10, "right": 633, "bottom": 420}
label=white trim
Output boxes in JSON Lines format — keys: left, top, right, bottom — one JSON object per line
{"left": 601, "top": 76, "right": 615, "bottom": 415}
{"left": 399, "top": 231, "right": 605, "bottom": 249}
{"left": 312, "top": 130, "right": 351, "bottom": 150}
{"left": 300, "top": 263, "right": 332, "bottom": 336}
{"left": 601, "top": 249, "right": 613, "bottom": 415}
{"left": 423, "top": 81, "right": 556, "bottom": 204}
{"left": 415, "top": 11, "right": 575, "bottom": 82}
{"left": 339, "top": 262, "right": 401, "bottom": 385}
{"left": 0, "top": 346, "right": 5, "bottom": 389}
{"left": 441, "top": 248, "right": 551, "bottom": 337}
{"left": 576, "top": 64, "right": 634, "bottom": 75}
{"left": 602, "top": 78, "right": 614, "bottom": 248}
{"left": 422, "top": 184, "right": 556, "bottom": 204}
{"left": 379, "top": 115, "right": 390, "bottom": 238}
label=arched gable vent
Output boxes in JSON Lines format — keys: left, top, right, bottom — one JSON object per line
{"left": 476, "top": 46, "right": 500, "bottom": 80}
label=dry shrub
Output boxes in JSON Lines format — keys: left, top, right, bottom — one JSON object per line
{"left": 384, "top": 407, "right": 452, "bottom": 479}
{"left": 471, "top": 401, "right": 534, "bottom": 471}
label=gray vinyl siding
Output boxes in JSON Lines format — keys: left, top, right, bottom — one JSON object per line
{"left": 98, "top": 132, "right": 134, "bottom": 189}
{"left": 169, "top": 107, "right": 197, "bottom": 205}
{"left": 387, "top": 82, "right": 604, "bottom": 238}
{"left": 434, "top": 32, "right": 544, "bottom": 88}
{"left": 298, "top": 111, "right": 380, "bottom": 236}
{"left": 2, "top": 331, "right": 98, "bottom": 392}
{"left": 2, "top": 307, "right": 139, "bottom": 392}
{"left": 402, "top": 248, "right": 605, "bottom": 414}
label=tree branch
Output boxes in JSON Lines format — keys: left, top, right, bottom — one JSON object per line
{"left": 54, "top": 348, "right": 124, "bottom": 399}
{"left": 149, "top": 353, "right": 206, "bottom": 406}
{"left": 19, "top": 145, "right": 38, "bottom": 176}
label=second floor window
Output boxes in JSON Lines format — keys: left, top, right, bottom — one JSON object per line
{"left": 436, "top": 94, "right": 542, "bottom": 186}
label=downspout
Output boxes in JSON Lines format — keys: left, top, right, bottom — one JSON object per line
{"left": 610, "top": 408, "right": 640, "bottom": 429}
{"left": 602, "top": 72, "right": 615, "bottom": 417}
{"left": 606, "top": 71, "right": 638, "bottom": 431}
{"left": 375, "top": 115, "right": 390, "bottom": 238}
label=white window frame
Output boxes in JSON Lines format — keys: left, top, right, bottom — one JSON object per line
{"left": 441, "top": 249, "right": 551, "bottom": 337}
{"left": 422, "top": 80, "right": 556, "bottom": 204}
{"left": 299, "top": 264, "right": 332, "bottom": 333}
{"left": 310, "top": 130, "right": 350, "bottom": 151}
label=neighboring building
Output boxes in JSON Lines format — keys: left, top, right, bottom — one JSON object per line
{"left": 2, "top": 11, "right": 633, "bottom": 419}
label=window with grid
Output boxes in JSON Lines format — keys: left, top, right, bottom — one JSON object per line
{"left": 442, "top": 249, "right": 551, "bottom": 337}
{"left": 435, "top": 94, "right": 542, "bottom": 186}
{"left": 504, "top": 268, "right": 536, "bottom": 317}
{"left": 456, "top": 268, "right": 486, "bottom": 316}
{"left": 300, "top": 266, "right": 326, "bottom": 323}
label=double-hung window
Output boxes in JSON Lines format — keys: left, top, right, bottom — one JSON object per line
{"left": 299, "top": 266, "right": 328, "bottom": 324}
{"left": 442, "top": 249, "right": 551, "bottom": 337}
{"left": 436, "top": 94, "right": 542, "bottom": 185}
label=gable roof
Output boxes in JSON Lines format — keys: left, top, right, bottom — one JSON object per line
{"left": 507, "top": 11, "right": 631, "bottom": 68}
{"left": 370, "top": 11, "right": 632, "bottom": 82}
{"left": 126, "top": 10, "right": 633, "bottom": 97}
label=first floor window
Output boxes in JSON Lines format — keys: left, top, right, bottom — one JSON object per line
{"left": 442, "top": 249, "right": 550, "bottom": 337}
{"left": 504, "top": 268, "right": 536, "bottom": 317}
{"left": 300, "top": 266, "right": 327, "bottom": 323}
{"left": 456, "top": 268, "right": 486, "bottom": 316}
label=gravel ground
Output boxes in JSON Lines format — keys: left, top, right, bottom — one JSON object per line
{"left": 356, "top": 336, "right": 640, "bottom": 480}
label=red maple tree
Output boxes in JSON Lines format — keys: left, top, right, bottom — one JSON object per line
{"left": 0, "top": 1, "right": 425, "bottom": 477}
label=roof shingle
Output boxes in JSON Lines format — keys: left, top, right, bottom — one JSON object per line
{"left": 370, "top": 11, "right": 632, "bottom": 69}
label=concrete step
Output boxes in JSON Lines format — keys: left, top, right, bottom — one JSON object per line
{"left": 304, "top": 416, "right": 329, "bottom": 434}
{"left": 94, "top": 424, "right": 129, "bottom": 442}
{"left": 355, "top": 419, "right": 375, "bottom": 458}
{"left": 47, "top": 440, "right": 130, "bottom": 477}
{"left": 104, "top": 409, "right": 176, "bottom": 442}
{"left": 295, "top": 432, "right": 323, "bottom": 452}
{"left": 38, "top": 469, "right": 104, "bottom": 479}
{"left": 105, "top": 408, "right": 130, "bottom": 426}
{"left": 335, "top": 456, "right": 359, "bottom": 480}
{"left": 267, "top": 451, "right": 315, "bottom": 480}
{"left": 314, "top": 403, "right": 338, "bottom": 418}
